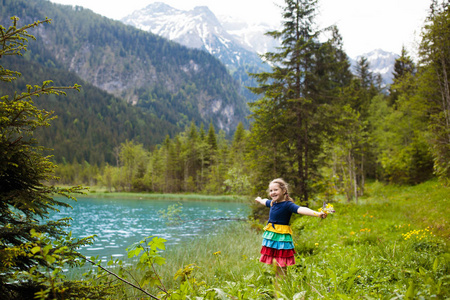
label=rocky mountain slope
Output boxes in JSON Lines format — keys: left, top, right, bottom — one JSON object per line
{"left": 121, "top": 2, "right": 272, "bottom": 102}
{"left": 1, "top": 0, "right": 249, "bottom": 134}
{"left": 122, "top": 3, "right": 398, "bottom": 87}
{"left": 121, "top": 3, "right": 265, "bottom": 70}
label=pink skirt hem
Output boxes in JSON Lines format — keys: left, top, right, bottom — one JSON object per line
{"left": 259, "top": 254, "right": 295, "bottom": 267}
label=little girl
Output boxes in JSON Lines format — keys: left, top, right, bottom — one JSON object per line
{"left": 255, "top": 178, "right": 326, "bottom": 275}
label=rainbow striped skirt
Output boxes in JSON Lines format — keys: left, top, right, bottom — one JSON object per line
{"left": 259, "top": 223, "right": 295, "bottom": 267}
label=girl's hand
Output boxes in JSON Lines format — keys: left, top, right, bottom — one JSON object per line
{"left": 255, "top": 197, "right": 264, "bottom": 205}
{"left": 319, "top": 212, "right": 327, "bottom": 219}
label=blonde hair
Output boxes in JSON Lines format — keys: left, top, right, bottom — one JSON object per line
{"left": 268, "top": 178, "right": 294, "bottom": 206}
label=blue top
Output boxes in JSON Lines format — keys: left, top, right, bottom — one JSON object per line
{"left": 265, "top": 200, "right": 300, "bottom": 225}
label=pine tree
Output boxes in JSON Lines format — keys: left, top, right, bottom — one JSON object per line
{"left": 418, "top": 0, "right": 450, "bottom": 181}
{"left": 389, "top": 47, "right": 416, "bottom": 104}
{"left": 355, "top": 57, "right": 374, "bottom": 90}
{"left": 232, "top": 122, "right": 246, "bottom": 147}
{"left": 393, "top": 47, "right": 416, "bottom": 80}
{"left": 0, "top": 17, "right": 108, "bottom": 299}
{"left": 207, "top": 122, "right": 218, "bottom": 152}
{"left": 249, "top": 0, "right": 351, "bottom": 204}
{"left": 185, "top": 121, "right": 201, "bottom": 189}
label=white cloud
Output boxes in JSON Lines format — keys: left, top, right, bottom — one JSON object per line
{"left": 49, "top": 0, "right": 431, "bottom": 57}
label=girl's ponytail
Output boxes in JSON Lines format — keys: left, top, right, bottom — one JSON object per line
{"left": 285, "top": 192, "right": 294, "bottom": 203}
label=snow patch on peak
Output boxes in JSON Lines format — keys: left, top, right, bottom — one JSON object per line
{"left": 121, "top": 3, "right": 265, "bottom": 72}
{"left": 351, "top": 49, "right": 399, "bottom": 85}
{"left": 193, "top": 6, "right": 213, "bottom": 14}
{"left": 142, "top": 2, "right": 178, "bottom": 14}
{"left": 218, "top": 15, "right": 280, "bottom": 54}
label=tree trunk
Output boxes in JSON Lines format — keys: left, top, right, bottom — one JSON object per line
{"left": 353, "top": 153, "right": 358, "bottom": 204}
{"left": 360, "top": 152, "right": 365, "bottom": 196}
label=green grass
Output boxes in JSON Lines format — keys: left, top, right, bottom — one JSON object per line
{"left": 88, "top": 180, "right": 450, "bottom": 299}
{"left": 158, "top": 222, "right": 265, "bottom": 288}
{"left": 363, "top": 179, "right": 450, "bottom": 239}
{"left": 286, "top": 179, "right": 450, "bottom": 299}
{"left": 106, "top": 222, "right": 273, "bottom": 299}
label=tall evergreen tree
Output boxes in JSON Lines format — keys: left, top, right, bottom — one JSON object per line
{"left": 418, "top": 0, "right": 450, "bottom": 181}
{"left": 232, "top": 122, "right": 246, "bottom": 147}
{"left": 0, "top": 17, "right": 107, "bottom": 299}
{"left": 393, "top": 47, "right": 416, "bottom": 80}
{"left": 249, "top": 0, "right": 351, "bottom": 204}
{"left": 389, "top": 47, "right": 416, "bottom": 104}
{"left": 207, "top": 122, "right": 218, "bottom": 152}
{"left": 356, "top": 57, "right": 374, "bottom": 90}
{"left": 185, "top": 121, "right": 201, "bottom": 188}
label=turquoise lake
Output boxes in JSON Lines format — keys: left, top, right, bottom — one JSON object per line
{"left": 47, "top": 197, "right": 250, "bottom": 262}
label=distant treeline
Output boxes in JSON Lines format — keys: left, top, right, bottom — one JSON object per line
{"left": 55, "top": 121, "right": 251, "bottom": 195}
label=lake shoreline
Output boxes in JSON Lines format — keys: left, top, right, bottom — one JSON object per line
{"left": 64, "top": 187, "right": 250, "bottom": 203}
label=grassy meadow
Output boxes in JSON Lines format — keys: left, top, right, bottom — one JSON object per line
{"left": 90, "top": 179, "right": 449, "bottom": 299}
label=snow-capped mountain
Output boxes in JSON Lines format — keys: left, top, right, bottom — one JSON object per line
{"left": 218, "top": 15, "right": 280, "bottom": 55}
{"left": 122, "top": 3, "right": 398, "bottom": 90}
{"left": 121, "top": 2, "right": 265, "bottom": 70}
{"left": 351, "top": 49, "right": 399, "bottom": 86}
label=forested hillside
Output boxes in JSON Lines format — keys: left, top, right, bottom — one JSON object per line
{"left": 0, "top": 0, "right": 248, "bottom": 146}
{"left": 121, "top": 2, "right": 272, "bottom": 102}
{"left": 0, "top": 56, "right": 178, "bottom": 165}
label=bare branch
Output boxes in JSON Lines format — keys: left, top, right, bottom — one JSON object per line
{"left": 84, "top": 257, "right": 161, "bottom": 300}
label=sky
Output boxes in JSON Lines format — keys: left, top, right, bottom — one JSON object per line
{"left": 49, "top": 0, "right": 431, "bottom": 58}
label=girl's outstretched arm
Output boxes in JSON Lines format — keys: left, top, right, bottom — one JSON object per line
{"left": 297, "top": 207, "right": 327, "bottom": 219}
{"left": 255, "top": 197, "right": 268, "bottom": 205}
